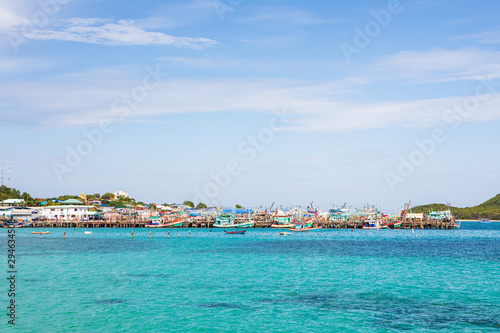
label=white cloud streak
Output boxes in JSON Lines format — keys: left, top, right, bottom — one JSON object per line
{"left": 19, "top": 18, "right": 217, "bottom": 48}
{"left": 2, "top": 49, "right": 500, "bottom": 131}
{"left": 372, "top": 48, "right": 500, "bottom": 83}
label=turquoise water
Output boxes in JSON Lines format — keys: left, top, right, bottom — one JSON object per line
{"left": 1, "top": 222, "right": 499, "bottom": 332}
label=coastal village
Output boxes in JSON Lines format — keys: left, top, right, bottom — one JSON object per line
{"left": 1, "top": 187, "right": 459, "bottom": 230}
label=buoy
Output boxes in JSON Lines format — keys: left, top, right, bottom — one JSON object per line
{"left": 168, "top": 231, "right": 170, "bottom": 238}
{"left": 64, "top": 231, "right": 66, "bottom": 239}
{"left": 131, "top": 230, "right": 134, "bottom": 239}
{"left": 149, "top": 231, "right": 151, "bottom": 238}
{"left": 178, "top": 234, "right": 180, "bottom": 237}
{"left": 189, "top": 230, "right": 191, "bottom": 238}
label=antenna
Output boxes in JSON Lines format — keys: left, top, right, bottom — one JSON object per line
{"left": 8, "top": 166, "right": 11, "bottom": 188}
{"left": 1, "top": 163, "right": 3, "bottom": 186}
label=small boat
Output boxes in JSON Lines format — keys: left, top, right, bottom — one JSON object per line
{"left": 289, "top": 227, "right": 322, "bottom": 232}
{"left": 224, "top": 230, "right": 246, "bottom": 234}
{"left": 31, "top": 231, "right": 50, "bottom": 235}
{"left": 84, "top": 231, "right": 92, "bottom": 234}
{"left": 478, "top": 218, "right": 490, "bottom": 224}
{"left": 279, "top": 232, "right": 293, "bottom": 235}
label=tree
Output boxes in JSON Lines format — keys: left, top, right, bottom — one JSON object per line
{"left": 102, "top": 193, "right": 116, "bottom": 200}
{"left": 183, "top": 201, "right": 194, "bottom": 208}
{"left": 149, "top": 203, "right": 157, "bottom": 211}
{"left": 235, "top": 204, "right": 244, "bottom": 209}
{"left": 196, "top": 202, "right": 207, "bottom": 209}
{"left": 93, "top": 193, "right": 101, "bottom": 199}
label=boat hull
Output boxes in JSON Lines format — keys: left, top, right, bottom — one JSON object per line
{"left": 288, "top": 227, "right": 322, "bottom": 232}
{"left": 386, "top": 222, "right": 402, "bottom": 229}
{"left": 270, "top": 223, "right": 294, "bottom": 228}
{"left": 224, "top": 230, "right": 246, "bottom": 234}
{"left": 214, "top": 221, "right": 255, "bottom": 228}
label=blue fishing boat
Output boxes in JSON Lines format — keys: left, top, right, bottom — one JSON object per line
{"left": 214, "top": 210, "right": 254, "bottom": 228}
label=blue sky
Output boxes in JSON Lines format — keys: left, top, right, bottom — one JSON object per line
{"left": 1, "top": 0, "right": 500, "bottom": 211}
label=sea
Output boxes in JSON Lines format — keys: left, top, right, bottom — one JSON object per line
{"left": 1, "top": 222, "right": 499, "bottom": 332}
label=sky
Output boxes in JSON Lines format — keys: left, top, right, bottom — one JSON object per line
{"left": 1, "top": 0, "right": 500, "bottom": 212}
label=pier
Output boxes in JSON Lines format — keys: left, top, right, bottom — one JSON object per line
{"left": 26, "top": 216, "right": 460, "bottom": 229}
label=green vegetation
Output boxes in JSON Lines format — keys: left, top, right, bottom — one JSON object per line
{"left": 183, "top": 201, "right": 195, "bottom": 208}
{"left": 102, "top": 192, "right": 116, "bottom": 200}
{"left": 412, "top": 194, "right": 500, "bottom": 220}
{"left": 0, "top": 186, "right": 34, "bottom": 202}
{"left": 57, "top": 195, "right": 80, "bottom": 201}
{"left": 235, "top": 204, "right": 244, "bottom": 209}
{"left": 196, "top": 202, "right": 207, "bottom": 209}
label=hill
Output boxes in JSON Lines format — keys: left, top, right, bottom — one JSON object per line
{"left": 0, "top": 186, "right": 34, "bottom": 202}
{"left": 412, "top": 194, "right": 500, "bottom": 220}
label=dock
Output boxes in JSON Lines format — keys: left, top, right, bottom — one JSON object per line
{"left": 26, "top": 215, "right": 460, "bottom": 229}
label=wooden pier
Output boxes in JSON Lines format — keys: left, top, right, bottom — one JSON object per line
{"left": 27, "top": 216, "right": 460, "bottom": 229}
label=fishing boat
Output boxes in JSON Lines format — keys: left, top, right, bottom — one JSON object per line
{"left": 146, "top": 214, "right": 184, "bottom": 228}
{"left": 362, "top": 218, "right": 388, "bottom": 229}
{"left": 224, "top": 230, "right": 246, "bottom": 234}
{"left": 385, "top": 221, "right": 402, "bottom": 229}
{"left": 234, "top": 210, "right": 255, "bottom": 228}
{"left": 31, "top": 231, "right": 50, "bottom": 235}
{"left": 214, "top": 210, "right": 255, "bottom": 228}
{"left": 165, "top": 212, "right": 185, "bottom": 228}
{"left": 478, "top": 218, "right": 490, "bottom": 224}
{"left": 270, "top": 209, "right": 293, "bottom": 228}
{"left": 289, "top": 220, "right": 322, "bottom": 232}
{"left": 145, "top": 216, "right": 169, "bottom": 228}
{"left": 213, "top": 212, "right": 236, "bottom": 228}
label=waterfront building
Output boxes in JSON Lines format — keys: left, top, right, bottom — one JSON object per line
{"left": 41, "top": 205, "right": 95, "bottom": 220}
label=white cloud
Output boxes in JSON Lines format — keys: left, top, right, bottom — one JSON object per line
{"left": 1, "top": 70, "right": 500, "bottom": 132}
{"left": 238, "top": 7, "right": 330, "bottom": 25}
{"left": 455, "top": 29, "right": 500, "bottom": 45}
{"left": 372, "top": 49, "right": 500, "bottom": 83}
{"left": 0, "top": 4, "right": 24, "bottom": 31}
{"left": 15, "top": 17, "right": 218, "bottom": 48}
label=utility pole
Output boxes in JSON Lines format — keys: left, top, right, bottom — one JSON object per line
{"left": 8, "top": 166, "right": 11, "bottom": 188}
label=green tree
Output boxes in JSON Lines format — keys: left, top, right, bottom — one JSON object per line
{"left": 149, "top": 203, "right": 157, "bottom": 211}
{"left": 183, "top": 201, "right": 195, "bottom": 208}
{"left": 196, "top": 202, "right": 207, "bottom": 209}
{"left": 235, "top": 204, "right": 244, "bottom": 209}
{"left": 102, "top": 193, "right": 116, "bottom": 200}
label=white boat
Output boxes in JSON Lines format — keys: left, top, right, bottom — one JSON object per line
{"left": 362, "top": 219, "right": 388, "bottom": 229}
{"left": 84, "top": 231, "right": 92, "bottom": 234}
